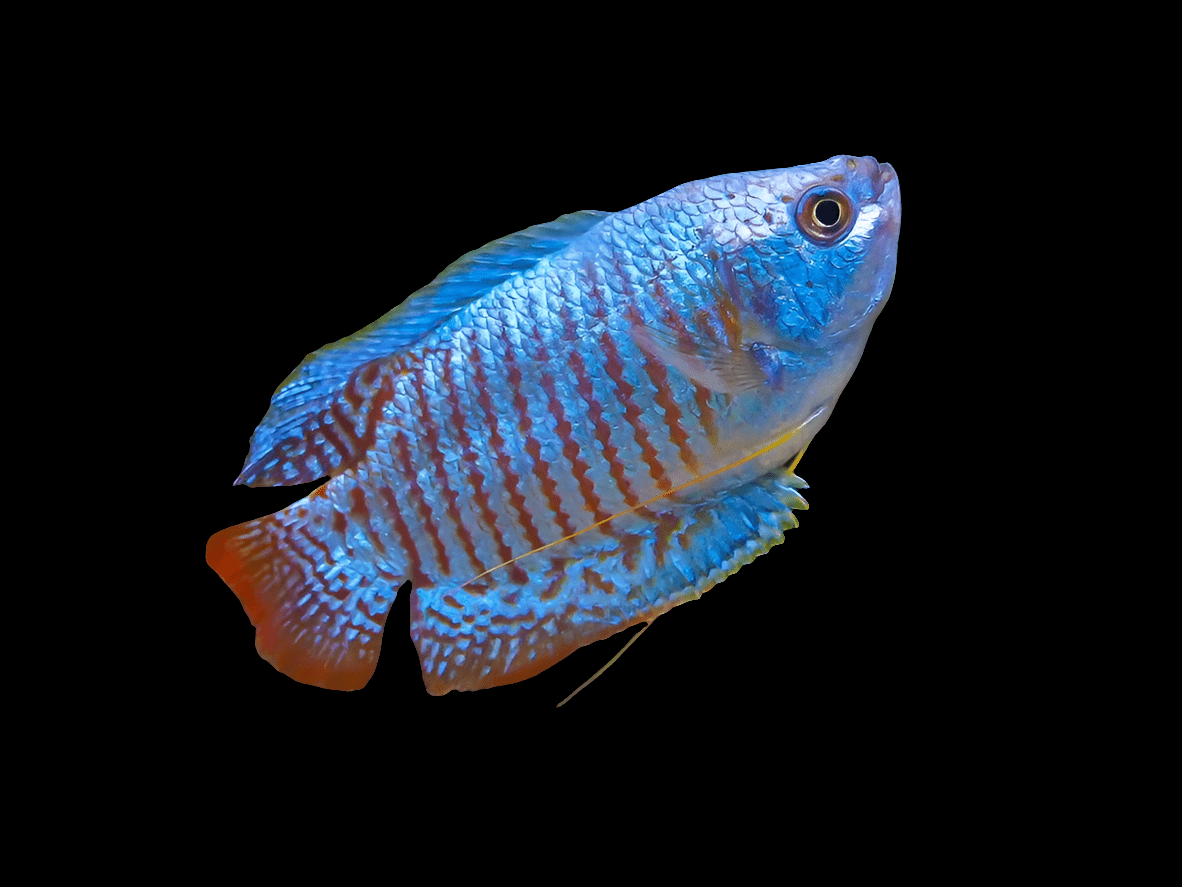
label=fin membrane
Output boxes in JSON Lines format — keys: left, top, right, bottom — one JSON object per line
{"left": 628, "top": 322, "right": 766, "bottom": 393}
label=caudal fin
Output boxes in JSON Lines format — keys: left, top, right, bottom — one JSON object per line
{"left": 207, "top": 483, "right": 402, "bottom": 690}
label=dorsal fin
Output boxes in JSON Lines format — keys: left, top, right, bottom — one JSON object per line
{"left": 235, "top": 210, "right": 611, "bottom": 486}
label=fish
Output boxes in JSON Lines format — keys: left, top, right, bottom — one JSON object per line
{"left": 206, "top": 155, "right": 901, "bottom": 696}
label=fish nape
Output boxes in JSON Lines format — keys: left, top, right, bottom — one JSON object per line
{"left": 207, "top": 156, "right": 900, "bottom": 696}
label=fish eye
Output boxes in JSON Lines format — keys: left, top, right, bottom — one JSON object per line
{"left": 796, "top": 186, "right": 855, "bottom": 245}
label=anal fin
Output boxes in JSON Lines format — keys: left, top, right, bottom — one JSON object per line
{"left": 411, "top": 467, "right": 808, "bottom": 694}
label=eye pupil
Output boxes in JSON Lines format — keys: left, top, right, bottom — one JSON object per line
{"left": 814, "top": 199, "right": 841, "bottom": 227}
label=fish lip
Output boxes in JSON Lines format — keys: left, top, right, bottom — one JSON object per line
{"left": 862, "top": 156, "right": 883, "bottom": 197}
{"left": 878, "top": 162, "right": 900, "bottom": 209}
{"left": 845, "top": 155, "right": 889, "bottom": 202}
{"left": 868, "top": 158, "right": 898, "bottom": 207}
{"left": 868, "top": 160, "right": 901, "bottom": 238}
{"left": 821, "top": 159, "right": 900, "bottom": 340}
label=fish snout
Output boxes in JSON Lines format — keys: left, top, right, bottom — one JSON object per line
{"left": 875, "top": 160, "right": 900, "bottom": 229}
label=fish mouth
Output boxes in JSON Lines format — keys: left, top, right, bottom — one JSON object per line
{"left": 850, "top": 156, "right": 895, "bottom": 199}
{"left": 822, "top": 158, "right": 900, "bottom": 339}
{"left": 868, "top": 159, "right": 900, "bottom": 224}
{"left": 842, "top": 155, "right": 896, "bottom": 205}
{"left": 846, "top": 155, "right": 901, "bottom": 235}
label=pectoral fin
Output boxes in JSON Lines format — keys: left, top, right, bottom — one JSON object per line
{"left": 628, "top": 323, "right": 767, "bottom": 393}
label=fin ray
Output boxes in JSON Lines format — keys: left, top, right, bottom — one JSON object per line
{"left": 628, "top": 322, "right": 766, "bottom": 393}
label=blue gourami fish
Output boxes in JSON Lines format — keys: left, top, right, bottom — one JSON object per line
{"left": 207, "top": 155, "right": 901, "bottom": 695}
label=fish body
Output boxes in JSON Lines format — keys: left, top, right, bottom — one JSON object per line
{"left": 207, "top": 155, "right": 901, "bottom": 694}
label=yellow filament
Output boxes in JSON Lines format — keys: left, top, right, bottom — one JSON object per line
{"left": 556, "top": 621, "right": 654, "bottom": 708}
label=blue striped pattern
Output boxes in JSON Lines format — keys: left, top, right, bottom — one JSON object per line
{"left": 208, "top": 156, "right": 900, "bottom": 693}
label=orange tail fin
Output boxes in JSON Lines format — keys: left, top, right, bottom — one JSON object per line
{"left": 207, "top": 483, "right": 402, "bottom": 690}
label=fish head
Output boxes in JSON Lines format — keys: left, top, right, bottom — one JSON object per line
{"left": 742, "top": 155, "right": 901, "bottom": 346}
{"left": 667, "top": 156, "right": 900, "bottom": 472}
